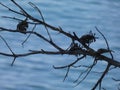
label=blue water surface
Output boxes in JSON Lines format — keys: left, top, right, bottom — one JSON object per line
{"left": 0, "top": 0, "right": 120, "bottom": 90}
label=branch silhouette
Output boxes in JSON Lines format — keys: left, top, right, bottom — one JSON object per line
{"left": 0, "top": 0, "right": 120, "bottom": 90}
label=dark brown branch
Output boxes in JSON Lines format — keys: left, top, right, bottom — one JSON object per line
{"left": 92, "top": 64, "right": 111, "bottom": 90}
{"left": 0, "top": 27, "right": 64, "bottom": 51}
{"left": 74, "top": 60, "right": 97, "bottom": 86}
{"left": 0, "top": 27, "right": 120, "bottom": 67}
{"left": 0, "top": 2, "right": 24, "bottom": 16}
{"left": 11, "top": 0, "right": 28, "bottom": 16}
{"left": 0, "top": 1, "right": 120, "bottom": 90}
{"left": 53, "top": 55, "right": 85, "bottom": 69}
{"left": 0, "top": 50, "right": 63, "bottom": 57}
{"left": 33, "top": 32, "right": 64, "bottom": 51}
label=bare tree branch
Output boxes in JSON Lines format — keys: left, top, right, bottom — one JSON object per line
{"left": 28, "top": 2, "right": 52, "bottom": 41}
{"left": 92, "top": 64, "right": 111, "bottom": 90}
{"left": 0, "top": 0, "right": 120, "bottom": 90}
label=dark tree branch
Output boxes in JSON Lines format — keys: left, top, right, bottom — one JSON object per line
{"left": 28, "top": 2, "right": 52, "bottom": 41}
{"left": 53, "top": 55, "right": 86, "bottom": 69}
{"left": 63, "top": 67, "right": 70, "bottom": 82}
{"left": 1, "top": 16, "right": 39, "bottom": 25}
{"left": 0, "top": 35, "right": 14, "bottom": 55}
{"left": 74, "top": 59, "right": 97, "bottom": 87}
{"left": 92, "top": 64, "right": 111, "bottom": 90}
{"left": 0, "top": 2, "right": 24, "bottom": 16}
{"left": 22, "top": 24, "right": 37, "bottom": 46}
{"left": 0, "top": 0, "right": 120, "bottom": 90}
{"left": 95, "top": 26, "right": 114, "bottom": 60}
{"left": 11, "top": 0, "right": 29, "bottom": 16}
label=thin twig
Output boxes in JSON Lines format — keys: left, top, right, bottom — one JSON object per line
{"left": 0, "top": 35, "right": 14, "bottom": 55}
{"left": 0, "top": 34, "right": 17, "bottom": 66}
{"left": 53, "top": 55, "right": 85, "bottom": 69}
{"left": 22, "top": 24, "right": 36, "bottom": 46}
{"left": 63, "top": 67, "right": 70, "bottom": 82}
{"left": 11, "top": 0, "right": 29, "bottom": 17}
{"left": 0, "top": 2, "right": 24, "bottom": 16}
{"left": 2, "top": 16, "right": 38, "bottom": 24}
{"left": 112, "top": 78, "right": 120, "bottom": 82}
{"left": 11, "top": 57, "right": 17, "bottom": 66}
{"left": 74, "top": 60, "right": 97, "bottom": 86}
{"left": 92, "top": 64, "right": 111, "bottom": 90}
{"left": 95, "top": 26, "right": 114, "bottom": 59}
{"left": 29, "top": 2, "right": 52, "bottom": 41}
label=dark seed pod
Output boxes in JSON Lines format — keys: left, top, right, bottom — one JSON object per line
{"left": 17, "top": 18, "right": 28, "bottom": 34}
{"left": 79, "top": 31, "right": 97, "bottom": 46}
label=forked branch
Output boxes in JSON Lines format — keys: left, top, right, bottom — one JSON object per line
{"left": 0, "top": 0, "right": 120, "bottom": 90}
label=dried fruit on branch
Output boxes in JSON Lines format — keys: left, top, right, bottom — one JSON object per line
{"left": 79, "top": 31, "right": 97, "bottom": 46}
{"left": 17, "top": 18, "right": 28, "bottom": 34}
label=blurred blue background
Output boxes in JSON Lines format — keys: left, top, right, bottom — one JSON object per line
{"left": 0, "top": 0, "right": 120, "bottom": 90}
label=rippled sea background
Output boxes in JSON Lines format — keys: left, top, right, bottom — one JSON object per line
{"left": 0, "top": 0, "right": 120, "bottom": 90}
